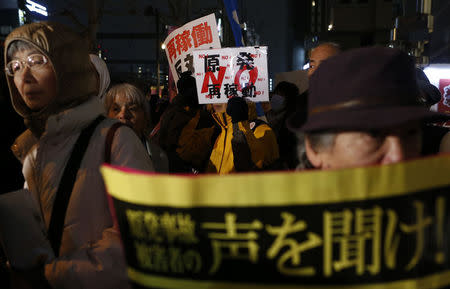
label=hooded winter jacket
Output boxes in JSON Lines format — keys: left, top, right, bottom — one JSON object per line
{"left": 5, "top": 22, "right": 154, "bottom": 289}
{"left": 207, "top": 111, "right": 279, "bottom": 174}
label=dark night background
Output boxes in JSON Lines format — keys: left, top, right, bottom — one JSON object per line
{"left": 1, "top": 0, "right": 450, "bottom": 192}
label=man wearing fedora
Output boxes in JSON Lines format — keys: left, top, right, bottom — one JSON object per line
{"left": 290, "top": 46, "right": 448, "bottom": 170}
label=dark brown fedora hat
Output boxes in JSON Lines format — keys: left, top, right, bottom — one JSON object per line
{"left": 289, "top": 46, "right": 449, "bottom": 132}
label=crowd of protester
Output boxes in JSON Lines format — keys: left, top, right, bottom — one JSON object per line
{"left": 1, "top": 20, "right": 450, "bottom": 288}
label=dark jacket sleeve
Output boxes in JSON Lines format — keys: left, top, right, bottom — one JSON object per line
{"left": 231, "top": 124, "right": 255, "bottom": 171}
{"left": 176, "top": 110, "right": 215, "bottom": 170}
{"left": 232, "top": 120, "right": 280, "bottom": 172}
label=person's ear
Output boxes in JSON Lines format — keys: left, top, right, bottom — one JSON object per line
{"left": 305, "top": 137, "right": 323, "bottom": 169}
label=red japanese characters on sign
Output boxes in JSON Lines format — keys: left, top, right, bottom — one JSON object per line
{"left": 166, "top": 38, "right": 177, "bottom": 63}
{"left": 167, "top": 24, "right": 212, "bottom": 64}
{"left": 163, "top": 14, "right": 221, "bottom": 90}
{"left": 192, "top": 22, "right": 213, "bottom": 48}
{"left": 193, "top": 47, "right": 269, "bottom": 104}
{"left": 174, "top": 30, "right": 192, "bottom": 57}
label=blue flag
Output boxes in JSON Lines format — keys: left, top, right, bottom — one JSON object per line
{"left": 223, "top": 0, "right": 244, "bottom": 47}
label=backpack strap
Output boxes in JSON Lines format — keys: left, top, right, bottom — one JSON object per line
{"left": 249, "top": 118, "right": 267, "bottom": 132}
{"left": 103, "top": 121, "right": 129, "bottom": 231}
{"left": 104, "top": 121, "right": 128, "bottom": 164}
{"left": 47, "top": 115, "right": 105, "bottom": 257}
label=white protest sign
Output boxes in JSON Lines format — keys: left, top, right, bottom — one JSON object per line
{"left": 163, "top": 13, "right": 221, "bottom": 88}
{"left": 192, "top": 46, "right": 269, "bottom": 104}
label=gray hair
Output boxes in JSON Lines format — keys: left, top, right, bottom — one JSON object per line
{"left": 104, "top": 83, "right": 150, "bottom": 127}
{"left": 7, "top": 40, "right": 37, "bottom": 60}
{"left": 296, "top": 131, "right": 337, "bottom": 170}
{"left": 305, "top": 131, "right": 336, "bottom": 152}
{"left": 312, "top": 42, "right": 342, "bottom": 53}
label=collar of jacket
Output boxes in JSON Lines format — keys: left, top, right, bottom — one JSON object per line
{"left": 212, "top": 112, "right": 232, "bottom": 128}
{"left": 11, "top": 97, "right": 104, "bottom": 163}
{"left": 44, "top": 97, "right": 104, "bottom": 138}
{"left": 11, "top": 129, "right": 38, "bottom": 164}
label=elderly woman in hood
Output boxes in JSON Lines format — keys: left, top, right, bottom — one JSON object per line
{"left": 4, "top": 21, "right": 154, "bottom": 288}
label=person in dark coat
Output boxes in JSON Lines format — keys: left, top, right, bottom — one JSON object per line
{"left": 158, "top": 71, "right": 217, "bottom": 173}
{"left": 265, "top": 81, "right": 303, "bottom": 169}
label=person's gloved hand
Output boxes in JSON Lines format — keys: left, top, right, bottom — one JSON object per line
{"left": 176, "top": 71, "right": 199, "bottom": 109}
{"left": 226, "top": 97, "right": 248, "bottom": 123}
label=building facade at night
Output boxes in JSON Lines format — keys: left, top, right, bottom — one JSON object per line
{"left": 1, "top": 0, "right": 449, "bottom": 92}
{"left": 305, "top": 0, "right": 450, "bottom": 65}
{"left": 0, "top": 0, "right": 49, "bottom": 44}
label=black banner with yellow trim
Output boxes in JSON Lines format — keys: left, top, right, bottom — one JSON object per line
{"left": 101, "top": 155, "right": 450, "bottom": 289}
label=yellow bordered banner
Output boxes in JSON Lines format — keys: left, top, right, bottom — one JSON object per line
{"left": 101, "top": 155, "right": 450, "bottom": 288}
{"left": 101, "top": 155, "right": 450, "bottom": 208}
{"left": 128, "top": 267, "right": 450, "bottom": 289}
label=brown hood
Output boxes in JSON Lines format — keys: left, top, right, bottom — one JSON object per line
{"left": 4, "top": 21, "right": 98, "bottom": 137}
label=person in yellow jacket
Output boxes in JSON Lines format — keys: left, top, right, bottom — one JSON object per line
{"left": 207, "top": 97, "right": 279, "bottom": 174}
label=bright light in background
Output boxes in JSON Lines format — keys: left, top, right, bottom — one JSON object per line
{"left": 423, "top": 64, "right": 450, "bottom": 88}
{"left": 161, "top": 43, "right": 166, "bottom": 50}
{"left": 25, "top": 0, "right": 48, "bottom": 16}
{"left": 18, "top": 9, "right": 25, "bottom": 26}
{"left": 328, "top": 24, "right": 333, "bottom": 31}
{"left": 423, "top": 64, "right": 450, "bottom": 112}
{"left": 312, "top": 1, "right": 316, "bottom": 7}
{"left": 303, "top": 63, "right": 310, "bottom": 70}
{"left": 217, "top": 17, "right": 223, "bottom": 41}
{"left": 292, "top": 46, "right": 305, "bottom": 71}
{"left": 269, "top": 78, "right": 273, "bottom": 91}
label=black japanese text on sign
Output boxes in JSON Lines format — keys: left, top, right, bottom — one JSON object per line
{"left": 192, "top": 47, "right": 269, "bottom": 104}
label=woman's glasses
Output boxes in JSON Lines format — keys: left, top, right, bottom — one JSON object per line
{"left": 5, "top": 54, "right": 48, "bottom": 76}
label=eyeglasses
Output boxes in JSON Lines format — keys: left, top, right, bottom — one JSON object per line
{"left": 5, "top": 54, "right": 49, "bottom": 76}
